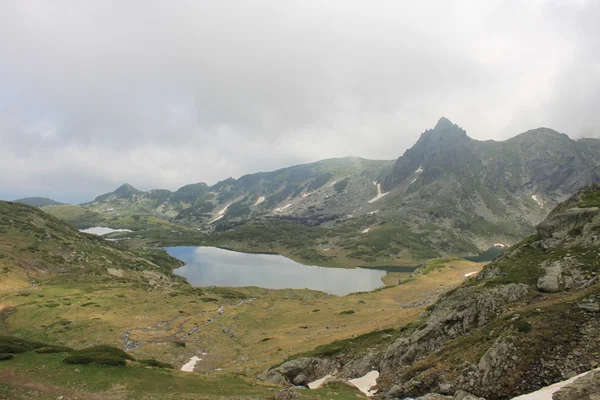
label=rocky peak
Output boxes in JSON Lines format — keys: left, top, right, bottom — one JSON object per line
{"left": 113, "top": 183, "right": 142, "bottom": 197}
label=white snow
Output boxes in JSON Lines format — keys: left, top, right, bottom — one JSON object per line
{"left": 308, "top": 374, "right": 333, "bottom": 389}
{"left": 80, "top": 227, "right": 132, "bottom": 236}
{"left": 408, "top": 165, "right": 424, "bottom": 185}
{"left": 328, "top": 180, "right": 338, "bottom": 187}
{"left": 274, "top": 204, "right": 292, "bottom": 212}
{"left": 511, "top": 368, "right": 600, "bottom": 400}
{"left": 362, "top": 228, "right": 371, "bottom": 234}
{"left": 368, "top": 183, "right": 388, "bottom": 203}
{"left": 302, "top": 192, "right": 313, "bottom": 198}
{"left": 532, "top": 194, "right": 543, "bottom": 208}
{"left": 494, "top": 243, "right": 508, "bottom": 248}
{"left": 464, "top": 272, "right": 478, "bottom": 277}
{"left": 348, "top": 370, "right": 379, "bottom": 397}
{"left": 208, "top": 215, "right": 224, "bottom": 224}
{"left": 254, "top": 196, "right": 265, "bottom": 206}
{"left": 180, "top": 356, "right": 202, "bottom": 372}
{"left": 217, "top": 204, "right": 231, "bottom": 215}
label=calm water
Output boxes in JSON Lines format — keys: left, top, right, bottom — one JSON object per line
{"left": 167, "top": 246, "right": 389, "bottom": 296}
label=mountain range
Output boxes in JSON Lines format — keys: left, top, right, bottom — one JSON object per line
{"left": 41, "top": 117, "right": 600, "bottom": 264}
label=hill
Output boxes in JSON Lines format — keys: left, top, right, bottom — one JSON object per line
{"left": 263, "top": 184, "right": 600, "bottom": 399}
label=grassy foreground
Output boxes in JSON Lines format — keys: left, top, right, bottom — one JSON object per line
{"left": 1, "top": 201, "right": 486, "bottom": 398}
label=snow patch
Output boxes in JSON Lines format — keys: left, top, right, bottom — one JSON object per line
{"left": 511, "top": 367, "right": 600, "bottom": 400}
{"left": 368, "top": 183, "right": 388, "bottom": 203}
{"left": 302, "top": 192, "right": 313, "bottom": 198}
{"left": 494, "top": 243, "right": 508, "bottom": 248}
{"left": 308, "top": 374, "right": 333, "bottom": 389}
{"left": 217, "top": 204, "right": 231, "bottom": 215}
{"left": 348, "top": 370, "right": 379, "bottom": 397}
{"left": 415, "top": 165, "right": 424, "bottom": 174}
{"left": 362, "top": 228, "right": 371, "bottom": 234}
{"left": 80, "top": 227, "right": 132, "bottom": 236}
{"left": 180, "top": 356, "right": 202, "bottom": 372}
{"left": 254, "top": 196, "right": 265, "bottom": 206}
{"left": 464, "top": 272, "right": 478, "bottom": 277}
{"left": 209, "top": 215, "right": 223, "bottom": 224}
{"left": 274, "top": 204, "right": 292, "bottom": 212}
{"left": 531, "top": 194, "right": 543, "bottom": 208}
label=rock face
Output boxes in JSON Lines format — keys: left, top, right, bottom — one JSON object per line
{"left": 259, "top": 185, "right": 600, "bottom": 399}
{"left": 553, "top": 369, "right": 600, "bottom": 400}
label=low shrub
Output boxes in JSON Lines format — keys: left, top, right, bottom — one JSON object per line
{"left": 514, "top": 319, "right": 533, "bottom": 333}
{"left": 35, "top": 345, "right": 73, "bottom": 354}
{"left": 63, "top": 345, "right": 134, "bottom": 366}
{"left": 0, "top": 353, "right": 14, "bottom": 361}
{"left": 0, "top": 335, "right": 47, "bottom": 353}
{"left": 139, "top": 359, "right": 174, "bottom": 369}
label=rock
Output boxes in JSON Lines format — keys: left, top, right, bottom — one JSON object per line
{"left": 537, "top": 260, "right": 570, "bottom": 293}
{"left": 455, "top": 390, "right": 486, "bottom": 400}
{"left": 259, "top": 370, "right": 292, "bottom": 387}
{"left": 438, "top": 383, "right": 453, "bottom": 394}
{"left": 386, "top": 384, "right": 403, "bottom": 398}
{"left": 553, "top": 369, "right": 600, "bottom": 400}
{"left": 414, "top": 394, "right": 452, "bottom": 400}
{"left": 273, "top": 387, "right": 299, "bottom": 400}
{"left": 265, "top": 357, "right": 340, "bottom": 387}
{"left": 577, "top": 303, "right": 600, "bottom": 312}
{"left": 292, "top": 373, "right": 307, "bottom": 386}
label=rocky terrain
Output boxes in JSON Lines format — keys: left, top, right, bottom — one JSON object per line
{"left": 261, "top": 184, "right": 600, "bottom": 399}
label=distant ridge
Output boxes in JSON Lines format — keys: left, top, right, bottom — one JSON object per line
{"left": 14, "top": 197, "right": 63, "bottom": 207}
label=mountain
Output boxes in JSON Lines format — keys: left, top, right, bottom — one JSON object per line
{"left": 263, "top": 184, "right": 600, "bottom": 399}
{"left": 14, "top": 197, "right": 63, "bottom": 207}
{"left": 83, "top": 157, "right": 393, "bottom": 225}
{"left": 46, "top": 118, "right": 600, "bottom": 265}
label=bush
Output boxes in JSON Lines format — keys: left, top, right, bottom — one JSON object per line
{"left": 63, "top": 345, "right": 134, "bottom": 366}
{"left": 139, "top": 359, "right": 173, "bottom": 369}
{"left": 514, "top": 319, "right": 533, "bottom": 333}
{"left": 339, "top": 310, "right": 355, "bottom": 315}
{"left": 35, "top": 345, "right": 73, "bottom": 354}
{"left": 173, "top": 341, "right": 186, "bottom": 348}
{"left": 0, "top": 353, "right": 14, "bottom": 361}
{"left": 0, "top": 335, "right": 47, "bottom": 353}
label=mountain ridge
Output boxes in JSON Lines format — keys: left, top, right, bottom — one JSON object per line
{"left": 41, "top": 118, "right": 600, "bottom": 265}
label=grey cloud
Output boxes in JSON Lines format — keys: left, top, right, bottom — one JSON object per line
{"left": 0, "top": 1, "right": 599, "bottom": 202}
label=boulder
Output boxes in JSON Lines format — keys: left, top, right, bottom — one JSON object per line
{"left": 553, "top": 369, "right": 600, "bottom": 400}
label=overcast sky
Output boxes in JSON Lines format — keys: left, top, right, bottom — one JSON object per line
{"left": 1, "top": 1, "right": 599, "bottom": 203}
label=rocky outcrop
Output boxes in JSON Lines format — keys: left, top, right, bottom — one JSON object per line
{"left": 260, "top": 357, "right": 340, "bottom": 386}
{"left": 381, "top": 283, "right": 528, "bottom": 372}
{"left": 553, "top": 369, "right": 600, "bottom": 400}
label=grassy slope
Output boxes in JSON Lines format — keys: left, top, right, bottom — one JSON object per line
{"left": 1, "top": 201, "right": 487, "bottom": 398}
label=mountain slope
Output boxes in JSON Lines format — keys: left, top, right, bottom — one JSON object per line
{"left": 47, "top": 118, "right": 600, "bottom": 265}
{"left": 264, "top": 184, "right": 600, "bottom": 399}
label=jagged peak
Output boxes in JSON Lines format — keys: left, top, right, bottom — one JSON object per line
{"left": 434, "top": 116, "right": 455, "bottom": 130}
{"left": 114, "top": 183, "right": 141, "bottom": 194}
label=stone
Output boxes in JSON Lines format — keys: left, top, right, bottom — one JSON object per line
{"left": 577, "top": 303, "right": 600, "bottom": 312}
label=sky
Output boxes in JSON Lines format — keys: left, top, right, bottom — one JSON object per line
{"left": 1, "top": 0, "right": 599, "bottom": 203}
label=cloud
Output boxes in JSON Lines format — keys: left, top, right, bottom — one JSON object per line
{"left": 0, "top": 0, "right": 599, "bottom": 202}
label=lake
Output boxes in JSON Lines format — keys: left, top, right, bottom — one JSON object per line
{"left": 167, "top": 246, "right": 392, "bottom": 296}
